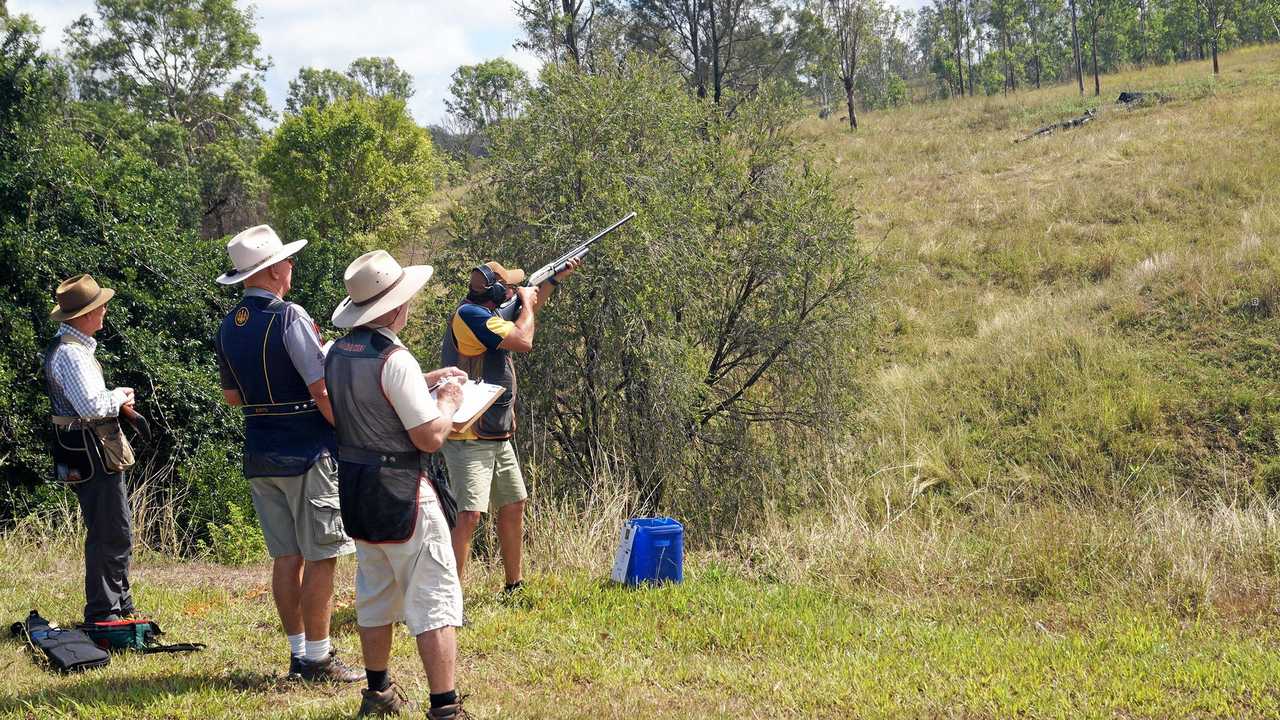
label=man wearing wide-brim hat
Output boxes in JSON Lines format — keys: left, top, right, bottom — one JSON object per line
{"left": 42, "top": 274, "right": 139, "bottom": 623}
{"left": 323, "top": 250, "right": 470, "bottom": 719}
{"left": 213, "top": 225, "right": 361, "bottom": 683}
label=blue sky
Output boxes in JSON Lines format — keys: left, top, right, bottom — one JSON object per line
{"left": 12, "top": 0, "right": 927, "bottom": 126}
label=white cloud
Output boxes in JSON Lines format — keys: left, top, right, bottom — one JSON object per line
{"left": 10, "top": 0, "right": 538, "bottom": 124}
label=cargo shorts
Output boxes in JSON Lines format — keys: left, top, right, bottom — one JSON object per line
{"left": 249, "top": 455, "right": 355, "bottom": 562}
{"left": 441, "top": 439, "right": 527, "bottom": 513}
{"left": 354, "top": 484, "right": 463, "bottom": 636}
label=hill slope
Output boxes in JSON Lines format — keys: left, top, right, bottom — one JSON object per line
{"left": 806, "top": 46, "right": 1280, "bottom": 502}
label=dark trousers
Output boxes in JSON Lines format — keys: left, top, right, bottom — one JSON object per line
{"left": 69, "top": 457, "right": 134, "bottom": 622}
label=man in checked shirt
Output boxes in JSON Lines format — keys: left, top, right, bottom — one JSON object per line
{"left": 42, "top": 274, "right": 139, "bottom": 623}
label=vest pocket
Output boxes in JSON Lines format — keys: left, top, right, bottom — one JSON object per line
{"left": 336, "top": 461, "right": 419, "bottom": 543}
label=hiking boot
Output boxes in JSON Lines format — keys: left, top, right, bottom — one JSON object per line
{"left": 427, "top": 700, "right": 471, "bottom": 720}
{"left": 357, "top": 681, "right": 415, "bottom": 716}
{"left": 296, "top": 649, "right": 365, "bottom": 683}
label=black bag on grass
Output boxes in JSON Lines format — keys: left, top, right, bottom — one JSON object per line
{"left": 11, "top": 610, "right": 110, "bottom": 673}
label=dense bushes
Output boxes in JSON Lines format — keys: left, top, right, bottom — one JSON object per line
{"left": 0, "top": 20, "right": 245, "bottom": 546}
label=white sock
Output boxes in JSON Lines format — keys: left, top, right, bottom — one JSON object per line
{"left": 304, "top": 637, "right": 331, "bottom": 662}
{"left": 288, "top": 633, "right": 305, "bottom": 658}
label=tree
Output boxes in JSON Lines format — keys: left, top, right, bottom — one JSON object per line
{"left": 284, "top": 57, "right": 413, "bottom": 116}
{"left": 450, "top": 58, "right": 869, "bottom": 517}
{"left": 946, "top": 0, "right": 968, "bottom": 95}
{"left": 445, "top": 58, "right": 530, "bottom": 134}
{"left": 346, "top": 56, "right": 414, "bottom": 98}
{"left": 516, "top": 0, "right": 598, "bottom": 64}
{"left": 65, "top": 0, "right": 269, "bottom": 129}
{"left": 628, "top": 0, "right": 789, "bottom": 104}
{"left": 1196, "top": 0, "right": 1229, "bottom": 73}
{"left": 284, "top": 67, "right": 363, "bottom": 114}
{"left": 828, "top": 0, "right": 876, "bottom": 129}
{"left": 257, "top": 96, "right": 444, "bottom": 313}
{"left": 1078, "top": 0, "right": 1115, "bottom": 95}
{"left": 1069, "top": 0, "right": 1085, "bottom": 93}
{"left": 64, "top": 0, "right": 272, "bottom": 237}
{"left": 987, "top": 0, "right": 1024, "bottom": 93}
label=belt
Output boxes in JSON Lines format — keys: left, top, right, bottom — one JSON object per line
{"left": 241, "top": 399, "right": 318, "bottom": 417}
{"left": 337, "top": 445, "right": 423, "bottom": 470}
{"left": 51, "top": 415, "right": 117, "bottom": 430}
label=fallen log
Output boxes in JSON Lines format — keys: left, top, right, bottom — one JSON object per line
{"left": 1015, "top": 108, "right": 1096, "bottom": 143}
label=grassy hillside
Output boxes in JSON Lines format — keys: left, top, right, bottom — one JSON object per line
{"left": 802, "top": 45, "right": 1280, "bottom": 502}
{"left": 4, "top": 47, "right": 1280, "bottom": 719}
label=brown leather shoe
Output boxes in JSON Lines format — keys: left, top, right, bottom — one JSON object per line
{"left": 296, "top": 650, "right": 365, "bottom": 683}
{"left": 427, "top": 698, "right": 471, "bottom": 719}
{"left": 357, "top": 681, "right": 414, "bottom": 716}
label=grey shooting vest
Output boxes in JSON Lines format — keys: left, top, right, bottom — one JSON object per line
{"left": 324, "top": 328, "right": 427, "bottom": 542}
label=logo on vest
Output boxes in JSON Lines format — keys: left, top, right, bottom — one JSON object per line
{"left": 234, "top": 307, "right": 250, "bottom": 327}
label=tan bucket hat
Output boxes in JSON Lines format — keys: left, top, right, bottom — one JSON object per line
{"left": 50, "top": 274, "right": 115, "bottom": 321}
{"left": 331, "top": 250, "right": 433, "bottom": 328}
{"left": 216, "top": 225, "right": 308, "bottom": 285}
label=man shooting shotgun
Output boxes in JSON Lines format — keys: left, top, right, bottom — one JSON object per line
{"left": 496, "top": 212, "right": 637, "bottom": 322}
{"left": 441, "top": 212, "right": 635, "bottom": 593}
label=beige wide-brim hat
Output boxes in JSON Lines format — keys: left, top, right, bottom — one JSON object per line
{"left": 50, "top": 274, "right": 115, "bottom": 321}
{"left": 331, "top": 250, "right": 433, "bottom": 328}
{"left": 216, "top": 225, "right": 308, "bottom": 285}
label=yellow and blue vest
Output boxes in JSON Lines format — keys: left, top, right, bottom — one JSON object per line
{"left": 441, "top": 301, "right": 516, "bottom": 440}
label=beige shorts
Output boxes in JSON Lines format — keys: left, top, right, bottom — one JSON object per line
{"left": 249, "top": 455, "right": 355, "bottom": 562}
{"left": 441, "top": 439, "right": 527, "bottom": 513}
{"left": 354, "top": 483, "right": 463, "bottom": 636}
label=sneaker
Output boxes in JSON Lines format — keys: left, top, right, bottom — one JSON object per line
{"left": 500, "top": 580, "right": 524, "bottom": 598}
{"left": 296, "top": 650, "right": 365, "bottom": 683}
{"left": 427, "top": 698, "right": 472, "bottom": 720}
{"left": 357, "top": 681, "right": 415, "bottom": 716}
{"left": 287, "top": 654, "right": 304, "bottom": 679}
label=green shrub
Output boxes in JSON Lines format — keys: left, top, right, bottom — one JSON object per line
{"left": 199, "top": 502, "right": 267, "bottom": 566}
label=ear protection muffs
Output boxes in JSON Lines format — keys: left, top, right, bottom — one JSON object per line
{"left": 468, "top": 264, "right": 508, "bottom": 305}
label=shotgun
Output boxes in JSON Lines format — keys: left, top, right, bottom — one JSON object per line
{"left": 498, "top": 212, "right": 636, "bottom": 320}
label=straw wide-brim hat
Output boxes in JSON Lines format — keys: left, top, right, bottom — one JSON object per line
{"left": 50, "top": 274, "right": 115, "bottom": 321}
{"left": 331, "top": 250, "right": 433, "bottom": 328}
{"left": 216, "top": 224, "right": 307, "bottom": 285}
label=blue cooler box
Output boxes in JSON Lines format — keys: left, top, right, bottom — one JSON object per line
{"left": 615, "top": 517, "right": 684, "bottom": 586}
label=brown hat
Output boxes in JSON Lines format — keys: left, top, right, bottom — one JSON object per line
{"left": 50, "top": 274, "right": 115, "bottom": 322}
{"left": 472, "top": 261, "right": 525, "bottom": 288}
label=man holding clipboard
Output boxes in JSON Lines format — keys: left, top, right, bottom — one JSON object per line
{"left": 324, "top": 249, "right": 471, "bottom": 718}
{"left": 441, "top": 258, "right": 582, "bottom": 593}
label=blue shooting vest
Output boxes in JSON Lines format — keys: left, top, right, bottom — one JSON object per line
{"left": 215, "top": 295, "right": 335, "bottom": 478}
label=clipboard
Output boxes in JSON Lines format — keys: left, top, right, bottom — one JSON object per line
{"left": 432, "top": 380, "right": 504, "bottom": 434}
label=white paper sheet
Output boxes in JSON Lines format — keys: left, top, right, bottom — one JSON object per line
{"left": 431, "top": 380, "right": 504, "bottom": 424}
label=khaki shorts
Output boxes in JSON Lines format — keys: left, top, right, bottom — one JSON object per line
{"left": 250, "top": 455, "right": 355, "bottom": 562}
{"left": 441, "top": 440, "right": 527, "bottom": 513}
{"left": 354, "top": 485, "right": 463, "bottom": 636}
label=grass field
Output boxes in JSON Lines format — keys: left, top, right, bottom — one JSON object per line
{"left": 4, "top": 523, "right": 1280, "bottom": 720}
{"left": 5, "top": 47, "right": 1280, "bottom": 718}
